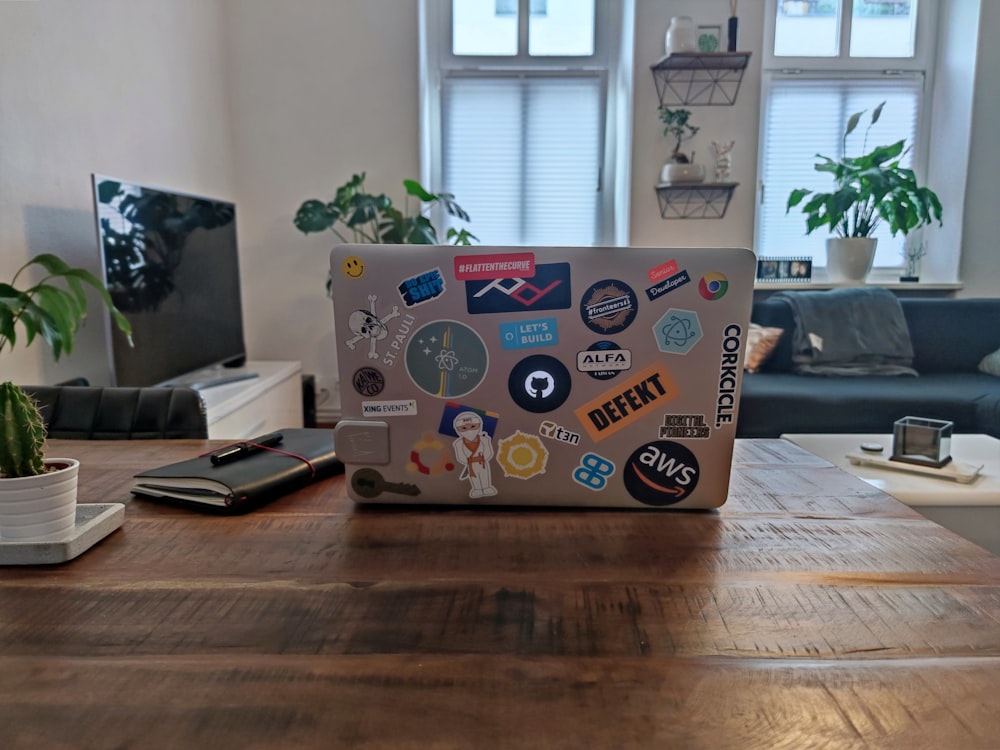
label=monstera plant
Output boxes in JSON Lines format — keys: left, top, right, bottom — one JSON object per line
{"left": 1, "top": 254, "right": 132, "bottom": 478}
{"left": 294, "top": 172, "right": 476, "bottom": 292}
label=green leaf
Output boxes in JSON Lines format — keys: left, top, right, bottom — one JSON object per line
{"left": 403, "top": 179, "right": 437, "bottom": 202}
{"left": 845, "top": 110, "right": 864, "bottom": 138}
{"left": 293, "top": 200, "right": 338, "bottom": 233}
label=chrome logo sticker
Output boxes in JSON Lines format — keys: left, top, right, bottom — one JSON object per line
{"left": 698, "top": 272, "right": 729, "bottom": 301}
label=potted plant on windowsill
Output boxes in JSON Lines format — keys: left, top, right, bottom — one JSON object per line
{"left": 0, "top": 254, "right": 131, "bottom": 541}
{"left": 294, "top": 172, "right": 476, "bottom": 294}
{"left": 786, "top": 101, "right": 943, "bottom": 284}
{"left": 658, "top": 106, "right": 704, "bottom": 184}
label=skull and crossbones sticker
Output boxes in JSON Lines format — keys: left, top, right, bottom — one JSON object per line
{"left": 346, "top": 294, "right": 401, "bottom": 359}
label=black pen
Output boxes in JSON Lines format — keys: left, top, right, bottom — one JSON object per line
{"left": 210, "top": 432, "right": 284, "bottom": 466}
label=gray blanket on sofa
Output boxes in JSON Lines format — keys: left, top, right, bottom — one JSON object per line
{"left": 772, "top": 287, "right": 918, "bottom": 377}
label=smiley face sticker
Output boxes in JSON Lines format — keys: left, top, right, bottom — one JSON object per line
{"left": 342, "top": 255, "right": 366, "bottom": 279}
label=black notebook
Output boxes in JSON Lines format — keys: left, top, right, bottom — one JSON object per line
{"left": 132, "top": 428, "right": 343, "bottom": 512}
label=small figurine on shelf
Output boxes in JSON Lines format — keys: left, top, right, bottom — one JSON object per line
{"left": 712, "top": 140, "right": 735, "bottom": 182}
{"left": 901, "top": 236, "right": 927, "bottom": 282}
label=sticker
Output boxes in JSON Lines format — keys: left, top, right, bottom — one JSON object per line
{"left": 500, "top": 317, "right": 558, "bottom": 350}
{"left": 496, "top": 431, "right": 549, "bottom": 479}
{"left": 653, "top": 308, "right": 702, "bottom": 355}
{"left": 361, "top": 399, "right": 418, "bottom": 417}
{"left": 381, "top": 312, "right": 418, "bottom": 368}
{"left": 573, "top": 453, "right": 616, "bottom": 491}
{"left": 398, "top": 268, "right": 446, "bottom": 307}
{"left": 645, "top": 269, "right": 691, "bottom": 301}
{"left": 575, "top": 363, "right": 680, "bottom": 443}
{"left": 352, "top": 367, "right": 385, "bottom": 397}
{"left": 647, "top": 259, "right": 680, "bottom": 284}
{"left": 450, "top": 410, "right": 498, "bottom": 499}
{"left": 351, "top": 468, "right": 421, "bottom": 499}
{"left": 659, "top": 414, "right": 711, "bottom": 439}
{"left": 408, "top": 433, "right": 456, "bottom": 476}
{"left": 466, "top": 262, "right": 571, "bottom": 314}
{"left": 698, "top": 272, "right": 729, "bottom": 301}
{"left": 715, "top": 324, "right": 743, "bottom": 428}
{"left": 580, "top": 279, "right": 638, "bottom": 334}
{"left": 577, "top": 341, "right": 632, "bottom": 380}
{"left": 345, "top": 294, "right": 401, "bottom": 360}
{"left": 342, "top": 255, "right": 365, "bottom": 279}
{"left": 623, "top": 440, "right": 700, "bottom": 506}
{"left": 508, "top": 354, "right": 572, "bottom": 413}
{"left": 405, "top": 320, "right": 488, "bottom": 398}
{"left": 455, "top": 252, "right": 535, "bottom": 280}
{"left": 539, "top": 420, "right": 581, "bottom": 446}
{"left": 438, "top": 402, "right": 500, "bottom": 438}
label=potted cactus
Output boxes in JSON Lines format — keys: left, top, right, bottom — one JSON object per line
{"left": 0, "top": 253, "right": 131, "bottom": 540}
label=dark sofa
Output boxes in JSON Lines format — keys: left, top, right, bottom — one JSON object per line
{"left": 737, "top": 296, "right": 1000, "bottom": 438}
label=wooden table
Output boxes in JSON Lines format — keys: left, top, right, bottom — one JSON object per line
{"left": 2, "top": 439, "right": 998, "bottom": 749}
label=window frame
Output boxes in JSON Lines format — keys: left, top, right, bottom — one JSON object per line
{"left": 419, "top": 0, "right": 632, "bottom": 247}
{"left": 755, "top": 0, "right": 940, "bottom": 280}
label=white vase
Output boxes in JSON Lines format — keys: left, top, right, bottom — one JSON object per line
{"left": 660, "top": 162, "right": 705, "bottom": 184}
{"left": 0, "top": 459, "right": 79, "bottom": 541}
{"left": 826, "top": 237, "right": 877, "bottom": 285}
{"left": 665, "top": 16, "right": 698, "bottom": 56}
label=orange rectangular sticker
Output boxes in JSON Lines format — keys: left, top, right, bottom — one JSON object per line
{"left": 574, "top": 363, "right": 680, "bottom": 442}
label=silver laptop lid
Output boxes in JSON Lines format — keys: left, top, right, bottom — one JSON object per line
{"left": 331, "top": 245, "right": 754, "bottom": 508}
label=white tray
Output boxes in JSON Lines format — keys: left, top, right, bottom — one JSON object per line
{"left": 0, "top": 503, "right": 125, "bottom": 565}
{"left": 846, "top": 453, "right": 984, "bottom": 484}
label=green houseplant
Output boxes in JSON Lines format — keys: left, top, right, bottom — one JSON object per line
{"left": 294, "top": 173, "right": 475, "bottom": 292}
{"left": 658, "top": 106, "right": 704, "bottom": 184}
{"left": 786, "top": 101, "right": 943, "bottom": 282}
{"left": 1, "top": 254, "right": 132, "bottom": 479}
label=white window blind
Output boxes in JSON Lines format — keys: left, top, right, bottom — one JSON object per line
{"left": 757, "top": 75, "right": 923, "bottom": 269}
{"left": 442, "top": 75, "right": 602, "bottom": 246}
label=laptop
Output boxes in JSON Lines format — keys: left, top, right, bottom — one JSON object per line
{"left": 331, "top": 244, "right": 754, "bottom": 508}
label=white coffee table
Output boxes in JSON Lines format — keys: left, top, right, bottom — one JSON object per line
{"left": 781, "top": 433, "right": 1000, "bottom": 555}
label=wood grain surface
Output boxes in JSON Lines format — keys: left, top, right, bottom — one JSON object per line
{"left": 1, "top": 438, "right": 997, "bottom": 749}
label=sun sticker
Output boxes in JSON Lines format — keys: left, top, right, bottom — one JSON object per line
{"left": 496, "top": 431, "right": 549, "bottom": 479}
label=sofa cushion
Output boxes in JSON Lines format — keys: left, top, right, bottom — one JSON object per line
{"left": 744, "top": 323, "right": 784, "bottom": 373}
{"left": 978, "top": 347, "right": 1000, "bottom": 377}
{"left": 737, "top": 373, "right": 999, "bottom": 438}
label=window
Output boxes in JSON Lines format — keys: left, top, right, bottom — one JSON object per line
{"left": 420, "top": 0, "right": 633, "bottom": 247}
{"left": 756, "top": 0, "right": 936, "bottom": 276}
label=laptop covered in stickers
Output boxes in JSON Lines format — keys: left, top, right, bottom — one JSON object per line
{"left": 330, "top": 244, "right": 755, "bottom": 509}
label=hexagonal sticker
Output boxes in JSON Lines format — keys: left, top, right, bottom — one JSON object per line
{"left": 653, "top": 308, "right": 701, "bottom": 355}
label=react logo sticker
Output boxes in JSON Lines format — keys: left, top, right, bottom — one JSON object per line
{"left": 623, "top": 440, "right": 700, "bottom": 506}
{"left": 580, "top": 279, "right": 638, "bottom": 334}
{"left": 405, "top": 320, "right": 488, "bottom": 398}
{"left": 653, "top": 308, "right": 702, "bottom": 355}
{"left": 698, "top": 272, "right": 729, "bottom": 301}
{"left": 508, "top": 354, "right": 572, "bottom": 413}
{"left": 342, "top": 255, "right": 365, "bottom": 279}
{"left": 496, "top": 431, "right": 549, "bottom": 479}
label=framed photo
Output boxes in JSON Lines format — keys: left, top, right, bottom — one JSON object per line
{"left": 756, "top": 257, "right": 812, "bottom": 283}
{"left": 697, "top": 25, "right": 722, "bottom": 53}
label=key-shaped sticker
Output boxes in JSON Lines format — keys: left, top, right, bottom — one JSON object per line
{"left": 351, "top": 468, "right": 421, "bottom": 499}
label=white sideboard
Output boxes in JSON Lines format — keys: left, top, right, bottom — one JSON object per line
{"left": 165, "top": 361, "right": 303, "bottom": 439}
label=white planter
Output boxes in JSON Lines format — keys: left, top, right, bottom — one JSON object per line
{"left": 665, "top": 16, "right": 698, "bottom": 55}
{"left": 0, "top": 459, "right": 79, "bottom": 541}
{"left": 826, "top": 237, "right": 877, "bottom": 285}
{"left": 660, "top": 163, "right": 705, "bottom": 184}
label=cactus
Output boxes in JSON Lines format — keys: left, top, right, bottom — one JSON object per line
{"left": 0, "top": 381, "right": 46, "bottom": 478}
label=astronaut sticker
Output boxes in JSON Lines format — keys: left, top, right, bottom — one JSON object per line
{"left": 346, "top": 294, "right": 401, "bottom": 359}
{"left": 451, "top": 410, "right": 498, "bottom": 499}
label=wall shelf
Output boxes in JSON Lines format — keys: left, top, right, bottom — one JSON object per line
{"left": 650, "top": 52, "right": 751, "bottom": 106}
{"left": 654, "top": 182, "right": 738, "bottom": 219}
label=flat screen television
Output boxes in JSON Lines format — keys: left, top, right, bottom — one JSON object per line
{"left": 92, "top": 174, "right": 248, "bottom": 387}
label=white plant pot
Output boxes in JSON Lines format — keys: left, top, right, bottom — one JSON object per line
{"left": 0, "top": 459, "right": 79, "bottom": 541}
{"left": 826, "top": 237, "right": 877, "bottom": 285}
{"left": 660, "top": 163, "right": 705, "bottom": 184}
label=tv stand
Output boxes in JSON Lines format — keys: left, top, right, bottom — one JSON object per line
{"left": 160, "top": 361, "right": 303, "bottom": 439}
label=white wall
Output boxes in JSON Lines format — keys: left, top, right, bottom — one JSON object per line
{"left": 1, "top": 0, "right": 995, "bottom": 418}
{"left": 0, "top": 0, "right": 234, "bottom": 385}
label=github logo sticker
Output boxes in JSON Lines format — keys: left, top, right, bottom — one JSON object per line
{"left": 698, "top": 272, "right": 728, "bottom": 301}
{"left": 508, "top": 354, "right": 572, "bottom": 413}
{"left": 623, "top": 440, "right": 700, "bottom": 506}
